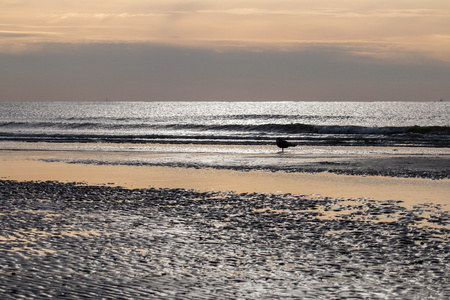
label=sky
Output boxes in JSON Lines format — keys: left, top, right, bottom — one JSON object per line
{"left": 1, "top": 0, "right": 450, "bottom": 101}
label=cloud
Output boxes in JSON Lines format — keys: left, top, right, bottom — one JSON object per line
{"left": 0, "top": 29, "right": 60, "bottom": 36}
{"left": 199, "top": 8, "right": 439, "bottom": 17}
{"left": 1, "top": 42, "right": 449, "bottom": 101}
{"left": 1, "top": 1, "right": 449, "bottom": 69}
{"left": 44, "top": 12, "right": 168, "bottom": 19}
{"left": 0, "top": 31, "right": 37, "bottom": 38}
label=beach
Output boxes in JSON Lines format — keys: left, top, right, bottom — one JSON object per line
{"left": 1, "top": 146, "right": 449, "bottom": 299}
{"left": 1, "top": 145, "right": 450, "bottom": 203}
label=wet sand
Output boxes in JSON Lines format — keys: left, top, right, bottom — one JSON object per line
{"left": 1, "top": 149, "right": 449, "bottom": 206}
{"left": 1, "top": 180, "right": 449, "bottom": 299}
{"left": 0, "top": 148, "right": 449, "bottom": 299}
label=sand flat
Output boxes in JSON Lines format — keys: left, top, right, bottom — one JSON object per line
{"left": 1, "top": 149, "right": 449, "bottom": 299}
{"left": 1, "top": 149, "right": 449, "bottom": 207}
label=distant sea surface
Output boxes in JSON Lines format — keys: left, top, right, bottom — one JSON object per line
{"left": 1, "top": 101, "right": 449, "bottom": 149}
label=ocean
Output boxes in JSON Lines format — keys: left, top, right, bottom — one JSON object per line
{"left": 1, "top": 102, "right": 449, "bottom": 149}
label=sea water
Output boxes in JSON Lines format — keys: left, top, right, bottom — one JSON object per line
{"left": 1, "top": 101, "right": 449, "bottom": 168}
{"left": 1, "top": 101, "right": 449, "bottom": 146}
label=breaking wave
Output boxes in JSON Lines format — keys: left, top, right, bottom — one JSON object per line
{"left": 1, "top": 120, "right": 449, "bottom": 135}
{"left": 1, "top": 101, "right": 449, "bottom": 147}
{"left": 1, "top": 121, "right": 449, "bottom": 147}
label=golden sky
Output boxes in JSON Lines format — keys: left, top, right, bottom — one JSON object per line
{"left": 2, "top": 0, "right": 449, "bottom": 60}
{"left": 1, "top": 1, "right": 450, "bottom": 101}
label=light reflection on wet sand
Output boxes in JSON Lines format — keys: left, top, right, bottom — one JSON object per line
{"left": 1, "top": 180, "right": 449, "bottom": 299}
{"left": 1, "top": 148, "right": 449, "bottom": 208}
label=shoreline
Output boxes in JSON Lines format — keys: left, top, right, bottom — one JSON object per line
{"left": 1, "top": 149, "right": 450, "bottom": 206}
{"left": 1, "top": 142, "right": 449, "bottom": 179}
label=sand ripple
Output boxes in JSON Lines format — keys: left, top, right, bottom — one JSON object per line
{"left": 0, "top": 180, "right": 449, "bottom": 299}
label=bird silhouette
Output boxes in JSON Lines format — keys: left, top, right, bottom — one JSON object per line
{"left": 276, "top": 138, "right": 296, "bottom": 152}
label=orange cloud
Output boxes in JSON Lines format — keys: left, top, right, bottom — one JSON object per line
{"left": 1, "top": 1, "right": 449, "bottom": 62}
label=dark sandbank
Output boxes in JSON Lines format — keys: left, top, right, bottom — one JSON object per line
{"left": 1, "top": 180, "right": 449, "bottom": 299}
{"left": 63, "top": 155, "right": 450, "bottom": 180}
